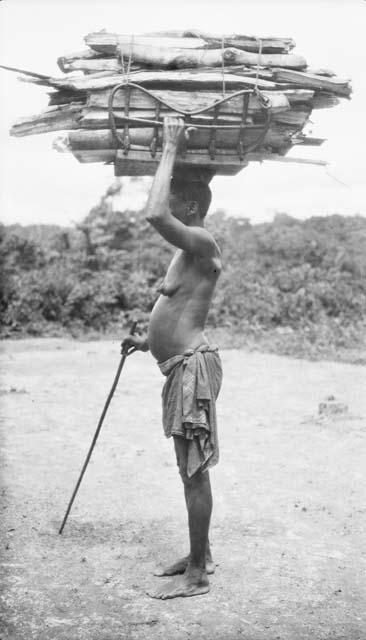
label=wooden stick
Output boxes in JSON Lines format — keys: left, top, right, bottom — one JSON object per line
{"left": 0, "top": 63, "right": 52, "bottom": 83}
{"left": 58, "top": 320, "right": 138, "bottom": 535}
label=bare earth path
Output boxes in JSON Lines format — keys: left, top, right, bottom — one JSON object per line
{"left": 0, "top": 339, "right": 365, "bottom": 640}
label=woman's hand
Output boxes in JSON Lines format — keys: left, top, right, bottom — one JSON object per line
{"left": 163, "top": 116, "right": 185, "bottom": 148}
{"left": 121, "top": 335, "right": 148, "bottom": 355}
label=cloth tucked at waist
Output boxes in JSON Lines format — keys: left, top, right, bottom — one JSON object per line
{"left": 158, "top": 344, "right": 222, "bottom": 478}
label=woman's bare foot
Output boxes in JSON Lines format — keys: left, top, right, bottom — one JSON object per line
{"left": 154, "top": 554, "right": 215, "bottom": 576}
{"left": 147, "top": 567, "right": 209, "bottom": 600}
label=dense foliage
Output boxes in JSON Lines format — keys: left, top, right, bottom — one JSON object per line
{"left": 1, "top": 190, "right": 366, "bottom": 360}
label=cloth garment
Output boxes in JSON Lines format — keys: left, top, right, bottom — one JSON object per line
{"left": 158, "top": 344, "right": 222, "bottom": 478}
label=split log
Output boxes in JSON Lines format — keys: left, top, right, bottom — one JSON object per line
{"left": 89, "top": 152, "right": 247, "bottom": 176}
{"left": 63, "top": 146, "right": 326, "bottom": 171}
{"left": 11, "top": 99, "right": 308, "bottom": 147}
{"left": 218, "top": 65, "right": 274, "bottom": 80}
{"left": 220, "top": 35, "right": 294, "bottom": 54}
{"left": 144, "top": 31, "right": 296, "bottom": 53}
{"left": 16, "top": 69, "right": 116, "bottom": 87}
{"left": 115, "top": 152, "right": 249, "bottom": 176}
{"left": 48, "top": 90, "right": 87, "bottom": 106}
{"left": 292, "top": 135, "right": 325, "bottom": 146}
{"left": 312, "top": 92, "right": 340, "bottom": 109}
{"left": 59, "top": 58, "right": 142, "bottom": 74}
{"left": 85, "top": 33, "right": 209, "bottom": 55}
{"left": 85, "top": 108, "right": 261, "bottom": 127}
{"left": 222, "top": 48, "right": 307, "bottom": 70}
{"left": 87, "top": 87, "right": 290, "bottom": 114}
{"left": 67, "top": 146, "right": 249, "bottom": 167}
{"left": 1, "top": 63, "right": 278, "bottom": 91}
{"left": 81, "top": 106, "right": 306, "bottom": 139}
{"left": 85, "top": 34, "right": 304, "bottom": 69}
{"left": 272, "top": 69, "right": 352, "bottom": 96}
{"left": 57, "top": 48, "right": 109, "bottom": 72}
{"left": 142, "top": 30, "right": 204, "bottom": 39}
{"left": 41, "top": 84, "right": 318, "bottom": 117}
{"left": 79, "top": 109, "right": 272, "bottom": 137}
{"left": 80, "top": 108, "right": 257, "bottom": 128}
{"left": 271, "top": 106, "right": 311, "bottom": 126}
{"left": 116, "top": 42, "right": 307, "bottom": 70}
{"left": 64, "top": 123, "right": 299, "bottom": 153}
{"left": 117, "top": 45, "right": 229, "bottom": 69}
{"left": 47, "top": 70, "right": 278, "bottom": 92}
{"left": 10, "top": 104, "right": 83, "bottom": 136}
{"left": 229, "top": 66, "right": 351, "bottom": 96}
{"left": 282, "top": 89, "right": 314, "bottom": 105}
{"left": 305, "top": 67, "right": 336, "bottom": 78}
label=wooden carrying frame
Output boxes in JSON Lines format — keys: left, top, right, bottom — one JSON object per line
{"left": 107, "top": 82, "right": 272, "bottom": 176}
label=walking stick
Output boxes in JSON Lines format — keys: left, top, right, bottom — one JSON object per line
{"left": 58, "top": 320, "right": 138, "bottom": 534}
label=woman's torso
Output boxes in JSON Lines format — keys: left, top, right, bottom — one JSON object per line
{"left": 148, "top": 249, "right": 221, "bottom": 362}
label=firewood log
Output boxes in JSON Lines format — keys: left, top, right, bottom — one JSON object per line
{"left": 10, "top": 104, "right": 82, "bottom": 136}
{"left": 48, "top": 90, "right": 87, "bottom": 106}
{"left": 85, "top": 32, "right": 209, "bottom": 55}
{"left": 86, "top": 87, "right": 290, "bottom": 114}
{"left": 57, "top": 48, "right": 109, "bottom": 73}
{"left": 59, "top": 58, "right": 141, "bottom": 74}
{"left": 47, "top": 70, "right": 278, "bottom": 92}
{"left": 312, "top": 92, "right": 340, "bottom": 109}
{"left": 222, "top": 48, "right": 307, "bottom": 70}
{"left": 63, "top": 145, "right": 326, "bottom": 170}
{"left": 116, "top": 42, "right": 307, "bottom": 70}
{"left": 143, "top": 30, "right": 296, "bottom": 53}
{"left": 272, "top": 69, "right": 351, "bottom": 96}
{"left": 116, "top": 45, "right": 228, "bottom": 69}
{"left": 64, "top": 123, "right": 300, "bottom": 153}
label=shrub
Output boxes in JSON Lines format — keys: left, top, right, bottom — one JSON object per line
{"left": 1, "top": 198, "right": 366, "bottom": 357}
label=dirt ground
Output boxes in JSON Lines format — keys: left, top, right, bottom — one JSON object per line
{"left": 0, "top": 339, "right": 365, "bottom": 640}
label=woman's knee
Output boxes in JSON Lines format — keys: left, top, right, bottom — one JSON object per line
{"left": 178, "top": 465, "right": 207, "bottom": 487}
{"left": 177, "top": 462, "right": 190, "bottom": 485}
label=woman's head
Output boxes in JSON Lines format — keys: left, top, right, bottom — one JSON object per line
{"left": 170, "top": 178, "right": 212, "bottom": 222}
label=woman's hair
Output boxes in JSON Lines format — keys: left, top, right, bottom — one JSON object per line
{"left": 170, "top": 178, "right": 212, "bottom": 218}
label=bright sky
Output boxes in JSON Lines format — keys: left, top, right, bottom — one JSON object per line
{"left": 0, "top": 0, "right": 365, "bottom": 225}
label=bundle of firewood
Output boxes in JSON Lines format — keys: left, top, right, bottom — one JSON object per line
{"left": 3, "top": 30, "right": 352, "bottom": 176}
